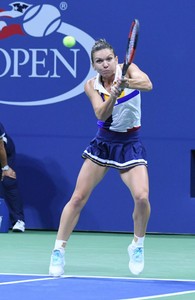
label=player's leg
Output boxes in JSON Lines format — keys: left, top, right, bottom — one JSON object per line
{"left": 49, "top": 159, "right": 108, "bottom": 276}
{"left": 57, "top": 159, "right": 108, "bottom": 242}
{"left": 120, "top": 165, "right": 150, "bottom": 236}
{"left": 120, "top": 165, "right": 150, "bottom": 275}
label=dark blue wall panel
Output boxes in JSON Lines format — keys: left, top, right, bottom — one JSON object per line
{"left": 0, "top": 0, "right": 194, "bottom": 233}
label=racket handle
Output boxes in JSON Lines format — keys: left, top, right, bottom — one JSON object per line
{"left": 118, "top": 75, "right": 125, "bottom": 92}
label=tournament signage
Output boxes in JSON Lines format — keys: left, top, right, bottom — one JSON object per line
{"left": 0, "top": 2, "right": 95, "bottom": 106}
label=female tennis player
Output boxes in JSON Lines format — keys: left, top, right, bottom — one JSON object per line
{"left": 49, "top": 39, "right": 153, "bottom": 276}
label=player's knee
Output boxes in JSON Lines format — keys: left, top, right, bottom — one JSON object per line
{"left": 70, "top": 193, "right": 87, "bottom": 210}
{"left": 133, "top": 193, "right": 150, "bottom": 221}
{"left": 134, "top": 192, "right": 149, "bottom": 208}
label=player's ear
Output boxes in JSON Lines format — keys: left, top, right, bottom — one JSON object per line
{"left": 115, "top": 56, "right": 118, "bottom": 63}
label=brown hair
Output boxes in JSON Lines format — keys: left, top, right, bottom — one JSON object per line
{"left": 91, "top": 39, "right": 116, "bottom": 63}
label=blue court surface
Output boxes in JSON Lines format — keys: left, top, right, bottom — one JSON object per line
{"left": 0, "top": 274, "right": 195, "bottom": 300}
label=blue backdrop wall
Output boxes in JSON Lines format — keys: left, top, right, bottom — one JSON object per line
{"left": 0, "top": 0, "right": 194, "bottom": 233}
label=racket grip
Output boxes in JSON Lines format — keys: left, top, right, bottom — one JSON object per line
{"left": 118, "top": 76, "right": 125, "bottom": 92}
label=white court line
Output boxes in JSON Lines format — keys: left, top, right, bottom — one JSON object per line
{"left": 1, "top": 273, "right": 195, "bottom": 300}
{"left": 120, "top": 289, "right": 195, "bottom": 300}
{"left": 0, "top": 277, "right": 58, "bottom": 285}
{"left": 1, "top": 272, "right": 195, "bottom": 300}
{"left": 0, "top": 273, "right": 51, "bottom": 277}
{"left": 59, "top": 275, "right": 195, "bottom": 283}
{"left": 1, "top": 273, "right": 195, "bottom": 282}
{"left": 0, "top": 274, "right": 73, "bottom": 286}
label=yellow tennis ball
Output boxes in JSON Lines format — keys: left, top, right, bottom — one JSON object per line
{"left": 63, "top": 36, "right": 76, "bottom": 48}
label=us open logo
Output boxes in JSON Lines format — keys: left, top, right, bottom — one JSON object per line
{"left": 0, "top": 2, "right": 95, "bottom": 106}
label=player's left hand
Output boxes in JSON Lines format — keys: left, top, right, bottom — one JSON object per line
{"left": 110, "top": 83, "right": 122, "bottom": 98}
{"left": 117, "top": 77, "right": 129, "bottom": 90}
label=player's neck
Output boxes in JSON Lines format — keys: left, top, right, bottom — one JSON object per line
{"left": 101, "top": 75, "right": 115, "bottom": 92}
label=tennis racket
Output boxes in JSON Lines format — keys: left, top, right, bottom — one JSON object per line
{"left": 121, "top": 19, "right": 140, "bottom": 77}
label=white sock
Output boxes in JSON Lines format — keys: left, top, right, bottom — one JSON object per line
{"left": 54, "top": 240, "right": 67, "bottom": 253}
{"left": 132, "top": 235, "right": 145, "bottom": 247}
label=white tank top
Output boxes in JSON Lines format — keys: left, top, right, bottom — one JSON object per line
{"left": 94, "top": 65, "right": 141, "bottom": 132}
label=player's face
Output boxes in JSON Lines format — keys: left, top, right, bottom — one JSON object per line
{"left": 92, "top": 49, "right": 118, "bottom": 78}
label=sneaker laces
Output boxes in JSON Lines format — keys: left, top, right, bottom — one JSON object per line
{"left": 52, "top": 250, "right": 63, "bottom": 265}
{"left": 132, "top": 247, "right": 143, "bottom": 263}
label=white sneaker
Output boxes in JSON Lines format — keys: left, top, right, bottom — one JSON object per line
{"left": 128, "top": 244, "right": 144, "bottom": 275}
{"left": 12, "top": 220, "right": 25, "bottom": 232}
{"left": 49, "top": 249, "right": 65, "bottom": 277}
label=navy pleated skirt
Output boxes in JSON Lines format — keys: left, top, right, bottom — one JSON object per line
{"left": 82, "top": 128, "right": 147, "bottom": 170}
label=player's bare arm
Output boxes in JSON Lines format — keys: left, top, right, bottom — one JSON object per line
{"left": 119, "top": 63, "right": 153, "bottom": 91}
{"left": 84, "top": 78, "right": 120, "bottom": 121}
